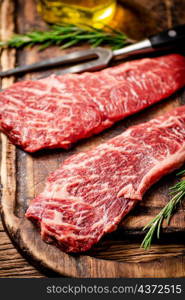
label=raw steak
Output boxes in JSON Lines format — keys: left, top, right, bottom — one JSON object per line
{"left": 26, "top": 106, "right": 185, "bottom": 252}
{"left": 1, "top": 54, "right": 185, "bottom": 152}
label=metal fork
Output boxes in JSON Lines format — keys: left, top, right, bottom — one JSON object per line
{"left": 0, "top": 24, "right": 185, "bottom": 78}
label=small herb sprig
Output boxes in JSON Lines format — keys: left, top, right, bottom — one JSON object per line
{"left": 0, "top": 24, "right": 133, "bottom": 51}
{"left": 141, "top": 170, "right": 185, "bottom": 250}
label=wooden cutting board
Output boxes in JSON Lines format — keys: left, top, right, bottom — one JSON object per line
{"left": 0, "top": 0, "right": 185, "bottom": 278}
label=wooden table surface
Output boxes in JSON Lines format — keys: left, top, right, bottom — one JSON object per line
{"left": 0, "top": 0, "right": 185, "bottom": 278}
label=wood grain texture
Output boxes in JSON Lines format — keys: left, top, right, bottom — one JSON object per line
{"left": 0, "top": 0, "right": 44, "bottom": 278}
{"left": 0, "top": 0, "right": 185, "bottom": 278}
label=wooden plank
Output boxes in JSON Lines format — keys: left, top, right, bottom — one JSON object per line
{"left": 0, "top": 0, "right": 44, "bottom": 278}
{"left": 0, "top": 0, "right": 185, "bottom": 278}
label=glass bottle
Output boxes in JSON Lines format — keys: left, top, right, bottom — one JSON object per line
{"left": 37, "top": 0, "right": 117, "bottom": 28}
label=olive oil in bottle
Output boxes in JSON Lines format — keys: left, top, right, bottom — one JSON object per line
{"left": 37, "top": 0, "right": 117, "bottom": 28}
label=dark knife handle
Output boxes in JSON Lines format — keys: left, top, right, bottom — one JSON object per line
{"left": 149, "top": 24, "right": 185, "bottom": 49}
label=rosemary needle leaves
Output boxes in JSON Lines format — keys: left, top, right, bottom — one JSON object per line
{"left": 141, "top": 170, "right": 185, "bottom": 250}
{"left": 0, "top": 24, "right": 133, "bottom": 51}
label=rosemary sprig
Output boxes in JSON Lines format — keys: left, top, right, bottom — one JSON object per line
{"left": 0, "top": 24, "right": 133, "bottom": 51}
{"left": 141, "top": 170, "right": 185, "bottom": 250}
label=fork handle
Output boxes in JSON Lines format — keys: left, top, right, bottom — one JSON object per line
{"left": 149, "top": 24, "right": 185, "bottom": 49}
{"left": 113, "top": 24, "right": 185, "bottom": 59}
